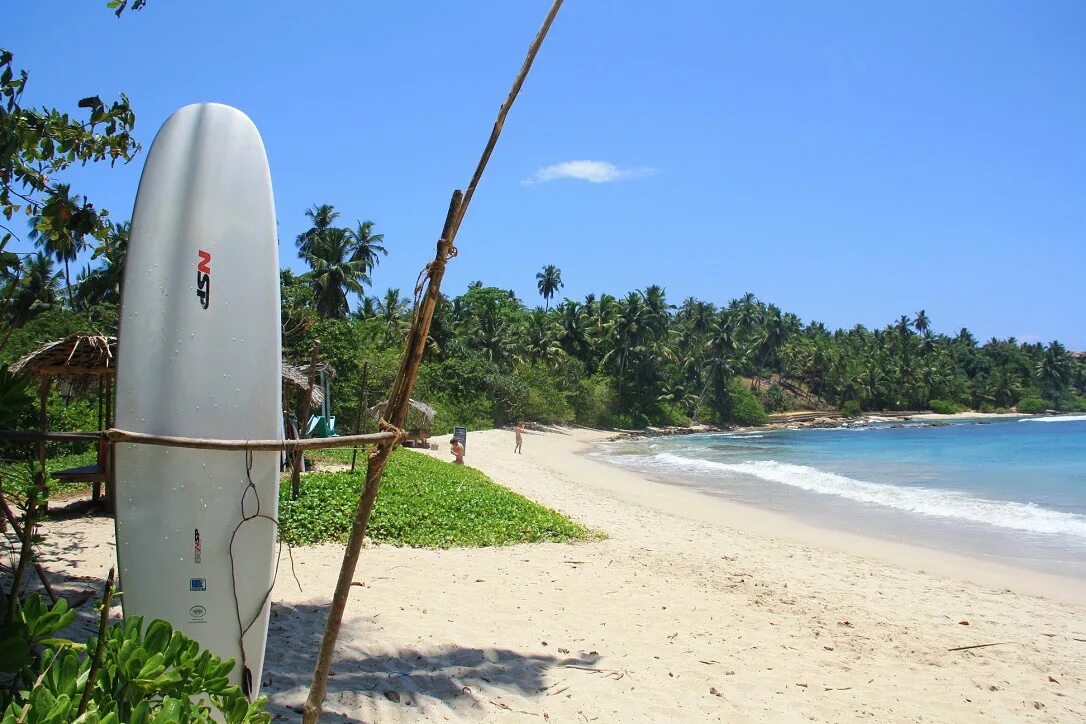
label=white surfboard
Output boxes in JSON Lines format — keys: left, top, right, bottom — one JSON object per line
{"left": 114, "top": 103, "right": 281, "bottom": 699}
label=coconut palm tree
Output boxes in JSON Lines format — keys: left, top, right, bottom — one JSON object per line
{"left": 302, "top": 228, "right": 368, "bottom": 319}
{"left": 28, "top": 184, "right": 96, "bottom": 307}
{"left": 914, "top": 309, "right": 930, "bottom": 337}
{"left": 296, "top": 203, "right": 341, "bottom": 257}
{"left": 522, "top": 308, "right": 565, "bottom": 369}
{"left": 378, "top": 288, "right": 409, "bottom": 342}
{"left": 354, "top": 295, "right": 380, "bottom": 320}
{"left": 75, "top": 220, "right": 128, "bottom": 307}
{"left": 535, "top": 264, "right": 563, "bottom": 311}
{"left": 1036, "top": 341, "right": 1072, "bottom": 405}
{"left": 471, "top": 299, "right": 518, "bottom": 369}
{"left": 348, "top": 220, "right": 387, "bottom": 276}
{"left": 9, "top": 253, "right": 63, "bottom": 325}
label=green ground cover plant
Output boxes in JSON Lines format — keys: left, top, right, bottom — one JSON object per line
{"left": 0, "top": 450, "right": 97, "bottom": 499}
{"left": 278, "top": 449, "right": 596, "bottom": 547}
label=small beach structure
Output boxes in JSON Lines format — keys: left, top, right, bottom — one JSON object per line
{"left": 367, "top": 398, "right": 436, "bottom": 448}
{"left": 282, "top": 361, "right": 326, "bottom": 410}
{"left": 11, "top": 335, "right": 342, "bottom": 505}
{"left": 11, "top": 333, "right": 117, "bottom": 506}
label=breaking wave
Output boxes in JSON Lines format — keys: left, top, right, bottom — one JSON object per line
{"left": 622, "top": 452, "right": 1086, "bottom": 539}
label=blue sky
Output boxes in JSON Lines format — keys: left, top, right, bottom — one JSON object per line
{"left": 8, "top": 1, "right": 1085, "bottom": 347}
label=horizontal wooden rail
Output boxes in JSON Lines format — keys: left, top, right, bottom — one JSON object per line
{"left": 0, "top": 428, "right": 399, "bottom": 452}
{"left": 0, "top": 431, "right": 102, "bottom": 443}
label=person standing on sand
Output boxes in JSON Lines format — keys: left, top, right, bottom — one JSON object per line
{"left": 450, "top": 438, "right": 465, "bottom": 465}
{"left": 514, "top": 423, "right": 525, "bottom": 454}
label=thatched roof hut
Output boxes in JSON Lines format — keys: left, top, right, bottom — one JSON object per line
{"left": 366, "top": 398, "right": 436, "bottom": 423}
{"left": 282, "top": 362, "right": 325, "bottom": 407}
{"left": 11, "top": 333, "right": 116, "bottom": 379}
{"left": 13, "top": 333, "right": 327, "bottom": 408}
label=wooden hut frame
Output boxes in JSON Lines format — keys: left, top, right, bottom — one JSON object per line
{"left": 10, "top": 336, "right": 336, "bottom": 507}
{"left": 11, "top": 334, "right": 117, "bottom": 507}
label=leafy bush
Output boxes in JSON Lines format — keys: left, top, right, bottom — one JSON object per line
{"left": 0, "top": 595, "right": 268, "bottom": 722}
{"left": 839, "top": 400, "right": 862, "bottom": 417}
{"left": 279, "top": 449, "right": 596, "bottom": 547}
{"left": 726, "top": 379, "right": 768, "bottom": 426}
{"left": 0, "top": 365, "right": 34, "bottom": 429}
{"left": 511, "top": 364, "right": 573, "bottom": 425}
{"left": 0, "top": 450, "right": 98, "bottom": 499}
{"left": 569, "top": 375, "right": 616, "bottom": 428}
{"left": 654, "top": 401, "right": 690, "bottom": 427}
{"left": 927, "top": 399, "right": 962, "bottom": 414}
{"left": 1015, "top": 397, "right": 1049, "bottom": 414}
{"left": 763, "top": 383, "right": 791, "bottom": 413}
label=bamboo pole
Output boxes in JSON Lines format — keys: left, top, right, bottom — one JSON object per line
{"left": 103, "top": 429, "right": 396, "bottom": 452}
{"left": 0, "top": 428, "right": 397, "bottom": 452}
{"left": 302, "top": 1, "right": 566, "bottom": 719}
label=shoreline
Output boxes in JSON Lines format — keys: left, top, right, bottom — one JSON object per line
{"left": 27, "top": 425, "right": 1086, "bottom": 720}
{"left": 532, "top": 428, "right": 1086, "bottom": 605}
{"left": 576, "top": 432, "right": 1086, "bottom": 603}
{"left": 609, "top": 411, "right": 1031, "bottom": 440}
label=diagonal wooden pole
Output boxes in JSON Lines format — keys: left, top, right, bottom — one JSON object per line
{"left": 301, "top": 1, "right": 566, "bottom": 720}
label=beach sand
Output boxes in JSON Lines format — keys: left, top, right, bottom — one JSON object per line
{"left": 32, "top": 427, "right": 1085, "bottom": 721}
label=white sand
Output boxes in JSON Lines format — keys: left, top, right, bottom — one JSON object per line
{"left": 31, "top": 427, "right": 1086, "bottom": 721}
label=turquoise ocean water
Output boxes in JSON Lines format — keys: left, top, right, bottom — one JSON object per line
{"left": 591, "top": 415, "right": 1086, "bottom": 578}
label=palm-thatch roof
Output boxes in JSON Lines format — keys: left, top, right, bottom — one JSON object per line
{"left": 12, "top": 333, "right": 327, "bottom": 407}
{"left": 10, "top": 333, "right": 116, "bottom": 378}
{"left": 282, "top": 362, "right": 325, "bottom": 407}
{"left": 366, "top": 399, "right": 436, "bottom": 424}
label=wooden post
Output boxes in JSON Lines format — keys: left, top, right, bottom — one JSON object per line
{"left": 291, "top": 340, "right": 320, "bottom": 499}
{"left": 38, "top": 377, "right": 48, "bottom": 510}
{"left": 106, "top": 375, "right": 115, "bottom": 514}
{"left": 302, "top": 3, "right": 566, "bottom": 718}
{"left": 349, "top": 362, "right": 369, "bottom": 474}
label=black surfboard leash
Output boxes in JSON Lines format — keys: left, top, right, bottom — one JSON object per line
{"left": 228, "top": 447, "right": 302, "bottom": 699}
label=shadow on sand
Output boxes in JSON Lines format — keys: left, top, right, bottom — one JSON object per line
{"left": 262, "top": 602, "right": 601, "bottom": 721}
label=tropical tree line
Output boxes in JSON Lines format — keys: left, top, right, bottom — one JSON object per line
{"left": 4, "top": 202, "right": 1085, "bottom": 434}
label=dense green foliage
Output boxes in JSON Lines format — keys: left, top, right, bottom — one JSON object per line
{"left": 0, "top": 450, "right": 97, "bottom": 499}
{"left": 928, "top": 399, "right": 963, "bottom": 414}
{"left": 278, "top": 449, "right": 595, "bottom": 547}
{"left": 5, "top": 199, "right": 1086, "bottom": 444}
{"left": 0, "top": 595, "right": 268, "bottom": 722}
{"left": 1014, "top": 397, "right": 1049, "bottom": 414}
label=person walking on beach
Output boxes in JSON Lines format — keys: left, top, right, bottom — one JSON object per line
{"left": 514, "top": 423, "right": 525, "bottom": 454}
{"left": 450, "top": 438, "right": 465, "bottom": 465}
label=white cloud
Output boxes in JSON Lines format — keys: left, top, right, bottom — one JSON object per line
{"left": 522, "top": 160, "right": 656, "bottom": 186}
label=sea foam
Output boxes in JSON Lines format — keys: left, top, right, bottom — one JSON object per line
{"left": 1021, "top": 415, "right": 1086, "bottom": 423}
{"left": 642, "top": 452, "right": 1086, "bottom": 539}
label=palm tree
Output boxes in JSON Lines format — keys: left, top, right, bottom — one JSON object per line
{"left": 75, "top": 220, "right": 128, "bottom": 307}
{"left": 354, "top": 295, "right": 380, "bottom": 320}
{"left": 1036, "top": 341, "right": 1072, "bottom": 405}
{"left": 9, "top": 253, "right": 63, "bottom": 325}
{"left": 302, "top": 228, "right": 368, "bottom": 319}
{"left": 378, "top": 288, "right": 409, "bottom": 342}
{"left": 522, "top": 308, "right": 565, "bottom": 369}
{"left": 28, "top": 184, "right": 95, "bottom": 307}
{"left": 471, "top": 299, "right": 518, "bottom": 369}
{"left": 535, "top": 264, "right": 563, "bottom": 311}
{"left": 914, "top": 309, "right": 930, "bottom": 337}
{"left": 348, "top": 220, "right": 387, "bottom": 276}
{"left": 296, "top": 203, "right": 341, "bottom": 257}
